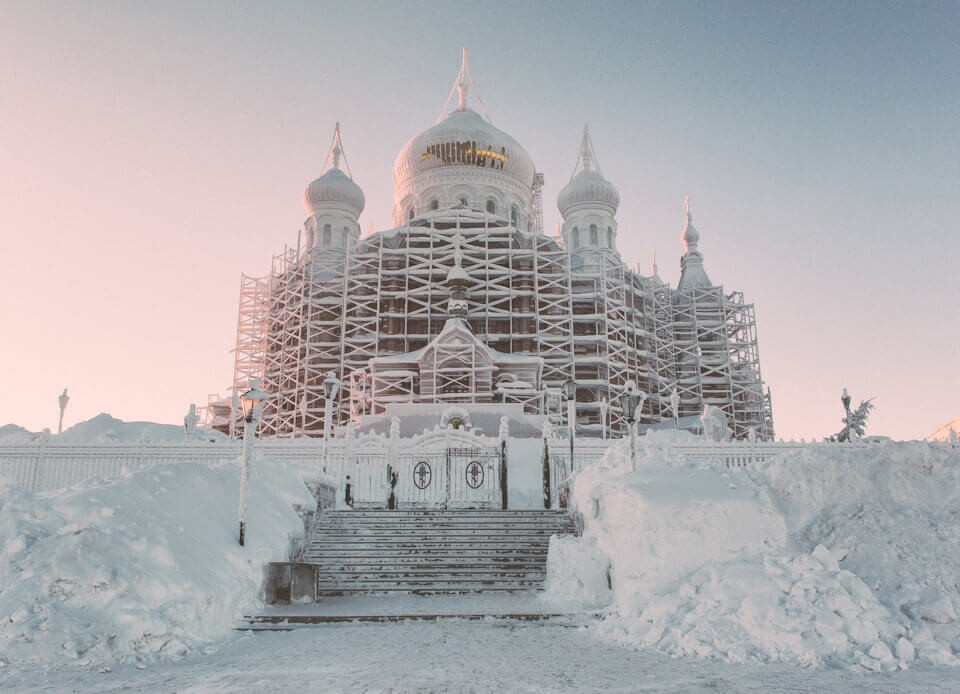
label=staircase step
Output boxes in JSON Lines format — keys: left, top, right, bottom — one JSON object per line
{"left": 303, "top": 509, "right": 573, "bottom": 596}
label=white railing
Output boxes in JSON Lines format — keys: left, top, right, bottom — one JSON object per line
{"left": 2, "top": 432, "right": 951, "bottom": 497}
{"left": 0, "top": 438, "right": 332, "bottom": 493}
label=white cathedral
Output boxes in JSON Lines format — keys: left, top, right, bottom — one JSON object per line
{"left": 221, "top": 54, "right": 775, "bottom": 441}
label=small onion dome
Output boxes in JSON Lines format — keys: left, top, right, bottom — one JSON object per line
{"left": 446, "top": 263, "right": 470, "bottom": 286}
{"left": 557, "top": 168, "right": 620, "bottom": 216}
{"left": 303, "top": 167, "right": 365, "bottom": 217}
{"left": 681, "top": 198, "right": 699, "bottom": 251}
{"left": 393, "top": 108, "right": 536, "bottom": 190}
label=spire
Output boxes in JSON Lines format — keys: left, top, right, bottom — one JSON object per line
{"left": 457, "top": 48, "right": 469, "bottom": 110}
{"left": 651, "top": 250, "right": 658, "bottom": 277}
{"left": 569, "top": 123, "right": 603, "bottom": 180}
{"left": 580, "top": 124, "right": 593, "bottom": 172}
{"left": 322, "top": 122, "right": 353, "bottom": 179}
{"left": 437, "top": 48, "right": 492, "bottom": 123}
{"left": 677, "top": 196, "right": 711, "bottom": 290}
{"left": 681, "top": 196, "right": 700, "bottom": 252}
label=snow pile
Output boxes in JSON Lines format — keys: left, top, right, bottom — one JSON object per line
{"left": 0, "top": 413, "right": 225, "bottom": 444}
{"left": 0, "top": 455, "right": 313, "bottom": 666}
{"left": 550, "top": 432, "right": 960, "bottom": 670}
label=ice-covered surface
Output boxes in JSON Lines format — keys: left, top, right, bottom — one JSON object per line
{"left": 1, "top": 621, "right": 958, "bottom": 693}
{"left": 0, "top": 413, "right": 225, "bottom": 443}
{"left": 0, "top": 455, "right": 313, "bottom": 666}
{"left": 550, "top": 432, "right": 960, "bottom": 671}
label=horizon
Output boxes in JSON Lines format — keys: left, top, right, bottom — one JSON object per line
{"left": 1, "top": 1, "right": 957, "bottom": 440}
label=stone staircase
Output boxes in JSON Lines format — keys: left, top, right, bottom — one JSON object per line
{"left": 303, "top": 509, "right": 574, "bottom": 595}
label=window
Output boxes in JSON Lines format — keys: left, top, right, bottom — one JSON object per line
{"left": 323, "top": 224, "right": 331, "bottom": 245}
{"left": 342, "top": 227, "right": 349, "bottom": 245}
{"left": 459, "top": 197, "right": 468, "bottom": 207}
{"left": 590, "top": 224, "right": 598, "bottom": 245}
{"left": 510, "top": 206, "right": 518, "bottom": 226}
{"left": 408, "top": 208, "right": 415, "bottom": 221}
{"left": 306, "top": 228, "right": 315, "bottom": 249}
{"left": 486, "top": 199, "right": 496, "bottom": 214}
{"left": 607, "top": 226, "right": 613, "bottom": 247}
{"left": 572, "top": 227, "right": 580, "bottom": 248}
{"left": 430, "top": 199, "right": 439, "bottom": 211}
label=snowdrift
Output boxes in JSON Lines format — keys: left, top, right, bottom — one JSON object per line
{"left": 548, "top": 433, "right": 960, "bottom": 670}
{"left": 0, "top": 456, "right": 313, "bottom": 666}
{"left": 1, "top": 413, "right": 226, "bottom": 444}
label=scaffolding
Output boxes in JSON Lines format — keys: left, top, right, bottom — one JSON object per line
{"left": 230, "top": 211, "right": 775, "bottom": 440}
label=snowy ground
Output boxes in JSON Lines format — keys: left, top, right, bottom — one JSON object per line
{"left": 2, "top": 621, "right": 959, "bottom": 693}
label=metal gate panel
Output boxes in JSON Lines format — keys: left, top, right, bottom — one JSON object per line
{"left": 446, "top": 446, "right": 499, "bottom": 509}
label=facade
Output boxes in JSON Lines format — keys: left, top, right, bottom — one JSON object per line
{"left": 226, "top": 57, "right": 775, "bottom": 441}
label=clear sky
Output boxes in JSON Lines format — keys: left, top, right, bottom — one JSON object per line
{"left": 1, "top": 0, "right": 957, "bottom": 440}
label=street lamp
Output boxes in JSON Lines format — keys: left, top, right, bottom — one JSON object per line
{"left": 841, "top": 387, "right": 855, "bottom": 442}
{"left": 599, "top": 397, "right": 609, "bottom": 440}
{"left": 321, "top": 371, "right": 341, "bottom": 473}
{"left": 238, "top": 378, "right": 268, "bottom": 546}
{"left": 619, "top": 381, "right": 644, "bottom": 471}
{"left": 563, "top": 379, "right": 576, "bottom": 507}
{"left": 668, "top": 388, "right": 680, "bottom": 429}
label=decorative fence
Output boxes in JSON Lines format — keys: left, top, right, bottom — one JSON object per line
{"left": 2, "top": 428, "right": 950, "bottom": 501}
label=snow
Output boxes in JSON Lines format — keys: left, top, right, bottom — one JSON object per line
{"left": 1, "top": 413, "right": 226, "bottom": 444}
{"left": 2, "top": 622, "right": 959, "bottom": 692}
{"left": 548, "top": 432, "right": 960, "bottom": 671}
{"left": 0, "top": 455, "right": 313, "bottom": 666}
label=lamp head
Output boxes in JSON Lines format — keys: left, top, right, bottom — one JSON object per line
{"left": 563, "top": 379, "right": 576, "bottom": 400}
{"left": 241, "top": 378, "right": 269, "bottom": 421}
{"left": 323, "top": 370, "right": 341, "bottom": 399}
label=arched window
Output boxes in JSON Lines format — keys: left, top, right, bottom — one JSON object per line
{"left": 408, "top": 208, "right": 415, "bottom": 221}
{"left": 486, "top": 199, "right": 496, "bottom": 214}
{"left": 590, "top": 224, "right": 598, "bottom": 245}
{"left": 607, "top": 226, "right": 613, "bottom": 247}
{"left": 342, "top": 227, "right": 349, "bottom": 245}
{"left": 323, "top": 224, "right": 331, "bottom": 245}
{"left": 510, "top": 206, "right": 518, "bottom": 226}
{"left": 306, "top": 228, "right": 315, "bottom": 249}
{"left": 572, "top": 227, "right": 580, "bottom": 248}
{"left": 430, "top": 199, "right": 439, "bottom": 211}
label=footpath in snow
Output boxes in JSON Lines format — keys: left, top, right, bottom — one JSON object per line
{"left": 547, "top": 432, "right": 960, "bottom": 672}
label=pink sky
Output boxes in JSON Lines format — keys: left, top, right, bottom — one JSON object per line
{"left": 1, "top": 2, "right": 957, "bottom": 440}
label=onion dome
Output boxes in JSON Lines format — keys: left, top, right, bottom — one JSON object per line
{"left": 557, "top": 125, "right": 620, "bottom": 215}
{"left": 681, "top": 197, "right": 700, "bottom": 251}
{"left": 678, "top": 197, "right": 712, "bottom": 290}
{"left": 393, "top": 107, "right": 535, "bottom": 190}
{"left": 303, "top": 123, "right": 365, "bottom": 217}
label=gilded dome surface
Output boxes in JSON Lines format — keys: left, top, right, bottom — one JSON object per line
{"left": 393, "top": 108, "right": 536, "bottom": 191}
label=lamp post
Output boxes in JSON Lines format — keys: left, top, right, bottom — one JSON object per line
{"left": 619, "top": 382, "right": 644, "bottom": 471}
{"left": 599, "top": 397, "right": 609, "bottom": 440}
{"left": 321, "top": 371, "right": 341, "bottom": 474}
{"left": 563, "top": 378, "right": 576, "bottom": 471}
{"left": 668, "top": 388, "right": 680, "bottom": 429}
{"left": 238, "top": 379, "right": 268, "bottom": 546}
{"left": 841, "top": 387, "right": 855, "bottom": 442}
{"left": 57, "top": 388, "right": 69, "bottom": 435}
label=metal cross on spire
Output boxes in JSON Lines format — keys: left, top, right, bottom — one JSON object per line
{"left": 322, "top": 122, "right": 354, "bottom": 179}
{"left": 437, "top": 48, "right": 492, "bottom": 123}
{"left": 570, "top": 123, "right": 604, "bottom": 180}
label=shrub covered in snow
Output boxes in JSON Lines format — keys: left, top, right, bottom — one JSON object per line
{"left": 549, "top": 432, "right": 960, "bottom": 670}
{"left": 0, "top": 456, "right": 313, "bottom": 666}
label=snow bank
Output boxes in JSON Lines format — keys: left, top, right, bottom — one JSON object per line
{"left": 0, "top": 455, "right": 313, "bottom": 666}
{"left": 549, "top": 432, "right": 960, "bottom": 670}
{"left": 1, "top": 413, "right": 225, "bottom": 443}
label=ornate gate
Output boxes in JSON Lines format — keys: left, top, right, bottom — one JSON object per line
{"left": 395, "top": 431, "right": 501, "bottom": 508}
